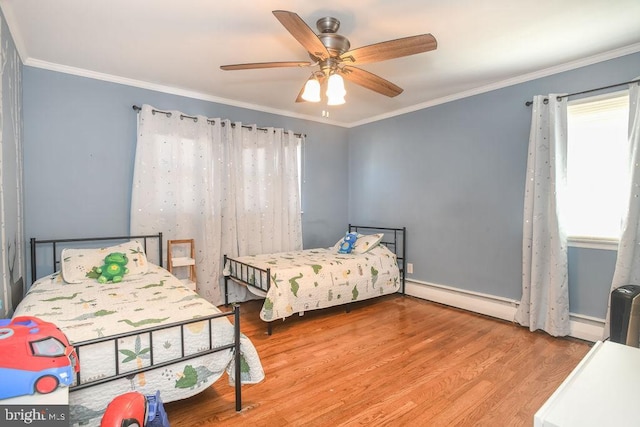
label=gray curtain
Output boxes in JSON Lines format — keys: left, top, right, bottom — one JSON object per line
{"left": 515, "top": 94, "right": 571, "bottom": 337}
{"left": 604, "top": 80, "right": 640, "bottom": 339}
{"left": 130, "top": 105, "right": 302, "bottom": 306}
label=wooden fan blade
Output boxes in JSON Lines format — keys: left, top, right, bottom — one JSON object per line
{"left": 295, "top": 75, "right": 327, "bottom": 102}
{"left": 341, "top": 34, "right": 437, "bottom": 65}
{"left": 273, "top": 10, "right": 330, "bottom": 61}
{"left": 220, "top": 61, "right": 311, "bottom": 71}
{"left": 340, "top": 66, "right": 403, "bottom": 97}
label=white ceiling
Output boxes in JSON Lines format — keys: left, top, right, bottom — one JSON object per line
{"left": 2, "top": 0, "right": 640, "bottom": 127}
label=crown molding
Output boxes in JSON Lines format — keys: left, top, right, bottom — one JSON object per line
{"left": 19, "top": 42, "right": 640, "bottom": 129}
{"left": 349, "top": 42, "right": 640, "bottom": 127}
{"left": 23, "top": 58, "right": 348, "bottom": 128}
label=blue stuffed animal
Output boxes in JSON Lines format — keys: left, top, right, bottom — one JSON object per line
{"left": 338, "top": 232, "right": 358, "bottom": 254}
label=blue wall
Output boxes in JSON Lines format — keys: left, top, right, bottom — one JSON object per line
{"left": 22, "top": 69, "right": 349, "bottom": 270}
{"left": 348, "top": 51, "right": 640, "bottom": 318}
{"left": 23, "top": 51, "right": 640, "bottom": 319}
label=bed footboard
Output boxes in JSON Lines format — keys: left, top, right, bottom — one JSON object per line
{"left": 71, "top": 305, "right": 243, "bottom": 411}
{"left": 224, "top": 256, "right": 276, "bottom": 334}
{"left": 224, "top": 255, "right": 271, "bottom": 305}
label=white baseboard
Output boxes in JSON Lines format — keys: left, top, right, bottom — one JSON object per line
{"left": 405, "top": 279, "right": 604, "bottom": 342}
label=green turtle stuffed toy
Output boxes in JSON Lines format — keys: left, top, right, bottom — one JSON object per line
{"left": 87, "top": 252, "right": 129, "bottom": 283}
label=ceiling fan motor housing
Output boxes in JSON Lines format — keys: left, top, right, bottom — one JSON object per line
{"left": 315, "top": 17, "right": 350, "bottom": 58}
{"left": 316, "top": 16, "right": 340, "bottom": 33}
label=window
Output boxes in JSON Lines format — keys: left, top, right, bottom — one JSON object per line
{"left": 239, "top": 135, "right": 303, "bottom": 213}
{"left": 566, "top": 91, "right": 629, "bottom": 248}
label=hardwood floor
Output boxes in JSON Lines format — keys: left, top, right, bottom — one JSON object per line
{"left": 164, "top": 295, "right": 591, "bottom": 426}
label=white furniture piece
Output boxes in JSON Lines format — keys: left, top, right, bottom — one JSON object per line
{"left": 167, "top": 239, "right": 197, "bottom": 291}
{"left": 535, "top": 340, "right": 640, "bottom": 426}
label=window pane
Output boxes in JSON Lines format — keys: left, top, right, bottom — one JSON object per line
{"left": 566, "top": 93, "right": 629, "bottom": 239}
{"left": 31, "top": 337, "right": 66, "bottom": 357}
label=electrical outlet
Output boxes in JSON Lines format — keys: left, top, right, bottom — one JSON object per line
{"left": 407, "top": 263, "right": 413, "bottom": 274}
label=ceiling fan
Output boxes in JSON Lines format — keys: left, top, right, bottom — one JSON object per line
{"left": 220, "top": 10, "right": 437, "bottom": 105}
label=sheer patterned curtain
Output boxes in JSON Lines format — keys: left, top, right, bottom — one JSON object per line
{"left": 604, "top": 80, "right": 640, "bottom": 338}
{"left": 130, "top": 105, "right": 302, "bottom": 306}
{"left": 230, "top": 124, "right": 303, "bottom": 256}
{"left": 515, "top": 94, "right": 571, "bottom": 337}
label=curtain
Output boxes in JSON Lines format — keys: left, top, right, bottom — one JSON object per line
{"left": 0, "top": 25, "right": 25, "bottom": 317}
{"left": 230, "top": 125, "right": 303, "bottom": 256}
{"left": 130, "top": 105, "right": 302, "bottom": 306}
{"left": 604, "top": 80, "right": 640, "bottom": 339}
{"left": 515, "top": 94, "right": 571, "bottom": 337}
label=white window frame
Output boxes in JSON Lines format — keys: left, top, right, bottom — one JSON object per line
{"left": 566, "top": 90, "right": 629, "bottom": 251}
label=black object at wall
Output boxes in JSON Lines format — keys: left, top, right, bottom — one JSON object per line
{"left": 610, "top": 284, "right": 640, "bottom": 347}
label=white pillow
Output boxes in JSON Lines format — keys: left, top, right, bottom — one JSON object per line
{"left": 61, "top": 240, "right": 149, "bottom": 283}
{"left": 352, "top": 233, "right": 384, "bottom": 254}
{"left": 331, "top": 233, "right": 384, "bottom": 254}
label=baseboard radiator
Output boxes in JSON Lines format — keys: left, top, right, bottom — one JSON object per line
{"left": 405, "top": 279, "right": 604, "bottom": 342}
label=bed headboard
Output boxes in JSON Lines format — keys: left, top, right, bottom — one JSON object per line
{"left": 348, "top": 225, "right": 407, "bottom": 292}
{"left": 29, "top": 233, "right": 163, "bottom": 284}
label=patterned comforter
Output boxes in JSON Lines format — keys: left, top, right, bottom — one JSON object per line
{"left": 14, "top": 263, "right": 264, "bottom": 426}
{"left": 227, "top": 244, "right": 400, "bottom": 321}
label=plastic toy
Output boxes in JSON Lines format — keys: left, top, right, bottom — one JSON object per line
{"left": 338, "top": 232, "right": 358, "bottom": 254}
{"left": 88, "top": 252, "right": 130, "bottom": 283}
{"left": 101, "top": 390, "right": 170, "bottom": 427}
{"left": 0, "top": 316, "right": 79, "bottom": 400}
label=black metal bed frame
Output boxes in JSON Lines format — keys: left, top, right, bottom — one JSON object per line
{"left": 224, "top": 224, "right": 407, "bottom": 335}
{"left": 29, "top": 233, "right": 244, "bottom": 411}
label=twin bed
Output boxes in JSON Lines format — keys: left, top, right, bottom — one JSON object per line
{"left": 224, "top": 225, "right": 406, "bottom": 334}
{"left": 19, "top": 233, "right": 264, "bottom": 426}
{"left": 16, "top": 225, "right": 405, "bottom": 425}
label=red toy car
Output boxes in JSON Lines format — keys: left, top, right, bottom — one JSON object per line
{"left": 0, "top": 316, "right": 79, "bottom": 399}
{"left": 101, "top": 391, "right": 170, "bottom": 427}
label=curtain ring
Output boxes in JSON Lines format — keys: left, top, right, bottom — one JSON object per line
{"left": 180, "top": 114, "right": 197, "bottom": 122}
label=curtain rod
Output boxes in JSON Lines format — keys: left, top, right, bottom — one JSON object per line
{"left": 524, "top": 77, "right": 640, "bottom": 106}
{"left": 132, "top": 105, "right": 306, "bottom": 138}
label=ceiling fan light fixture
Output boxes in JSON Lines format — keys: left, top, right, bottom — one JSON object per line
{"left": 301, "top": 76, "right": 321, "bottom": 102}
{"left": 327, "top": 93, "right": 346, "bottom": 106}
{"left": 326, "top": 73, "right": 346, "bottom": 105}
